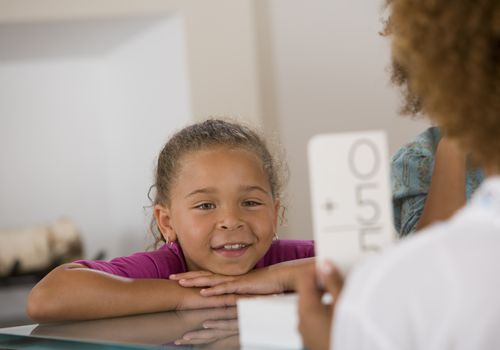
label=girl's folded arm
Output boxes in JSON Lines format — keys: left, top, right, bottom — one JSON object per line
{"left": 172, "top": 257, "right": 316, "bottom": 296}
{"left": 26, "top": 263, "right": 237, "bottom": 323}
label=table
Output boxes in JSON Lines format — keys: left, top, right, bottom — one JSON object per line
{"left": 0, "top": 307, "right": 275, "bottom": 349}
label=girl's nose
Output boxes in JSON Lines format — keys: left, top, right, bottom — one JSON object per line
{"left": 217, "top": 208, "right": 244, "bottom": 230}
{"left": 219, "top": 222, "right": 244, "bottom": 230}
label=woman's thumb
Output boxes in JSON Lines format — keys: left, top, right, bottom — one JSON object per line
{"left": 318, "top": 260, "right": 344, "bottom": 301}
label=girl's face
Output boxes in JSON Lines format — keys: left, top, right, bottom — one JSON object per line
{"left": 155, "top": 146, "right": 279, "bottom": 275}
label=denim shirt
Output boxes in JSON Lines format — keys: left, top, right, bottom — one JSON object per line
{"left": 391, "top": 127, "right": 485, "bottom": 236}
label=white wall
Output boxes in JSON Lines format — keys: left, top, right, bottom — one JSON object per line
{"left": 0, "top": 0, "right": 263, "bottom": 125}
{"left": 0, "top": 0, "right": 264, "bottom": 259}
{"left": 255, "top": 0, "right": 429, "bottom": 239}
{"left": 0, "top": 16, "right": 191, "bottom": 258}
{"left": 0, "top": 0, "right": 432, "bottom": 254}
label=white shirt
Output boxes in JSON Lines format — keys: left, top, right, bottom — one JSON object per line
{"left": 332, "top": 176, "right": 500, "bottom": 350}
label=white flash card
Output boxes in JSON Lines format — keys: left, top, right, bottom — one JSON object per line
{"left": 308, "top": 131, "right": 396, "bottom": 273}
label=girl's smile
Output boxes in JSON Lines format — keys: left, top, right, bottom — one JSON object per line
{"left": 212, "top": 243, "right": 251, "bottom": 258}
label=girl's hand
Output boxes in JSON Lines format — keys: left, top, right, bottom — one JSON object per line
{"left": 172, "top": 269, "right": 281, "bottom": 296}
{"left": 170, "top": 270, "right": 236, "bottom": 288}
{"left": 171, "top": 258, "right": 315, "bottom": 296}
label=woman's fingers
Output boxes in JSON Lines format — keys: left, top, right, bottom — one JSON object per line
{"left": 297, "top": 264, "right": 323, "bottom": 313}
{"left": 297, "top": 265, "right": 333, "bottom": 350}
{"left": 318, "top": 260, "right": 344, "bottom": 302}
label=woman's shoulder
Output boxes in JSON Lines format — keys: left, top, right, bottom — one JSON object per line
{"left": 392, "top": 127, "right": 440, "bottom": 166}
{"left": 392, "top": 127, "right": 441, "bottom": 197}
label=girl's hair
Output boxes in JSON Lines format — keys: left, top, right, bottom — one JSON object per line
{"left": 384, "top": 0, "right": 500, "bottom": 167}
{"left": 148, "top": 118, "right": 287, "bottom": 247}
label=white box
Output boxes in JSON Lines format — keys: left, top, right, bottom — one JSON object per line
{"left": 238, "top": 294, "right": 302, "bottom": 349}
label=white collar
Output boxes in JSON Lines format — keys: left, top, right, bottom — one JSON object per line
{"left": 471, "top": 176, "right": 500, "bottom": 210}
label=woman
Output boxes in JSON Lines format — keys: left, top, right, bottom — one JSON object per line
{"left": 298, "top": 0, "right": 500, "bottom": 349}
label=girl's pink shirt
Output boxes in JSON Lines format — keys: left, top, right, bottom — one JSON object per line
{"left": 75, "top": 240, "right": 314, "bottom": 279}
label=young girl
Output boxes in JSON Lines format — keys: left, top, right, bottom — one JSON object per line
{"left": 27, "top": 119, "right": 314, "bottom": 322}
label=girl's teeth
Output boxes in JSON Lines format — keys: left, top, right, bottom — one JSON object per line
{"left": 223, "top": 244, "right": 246, "bottom": 250}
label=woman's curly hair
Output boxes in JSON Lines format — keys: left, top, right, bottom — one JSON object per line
{"left": 385, "top": 0, "right": 500, "bottom": 167}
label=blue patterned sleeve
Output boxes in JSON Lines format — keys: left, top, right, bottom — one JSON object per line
{"left": 391, "top": 127, "right": 440, "bottom": 236}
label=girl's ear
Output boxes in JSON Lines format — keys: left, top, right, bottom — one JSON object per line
{"left": 273, "top": 198, "right": 281, "bottom": 231}
{"left": 153, "top": 204, "right": 177, "bottom": 243}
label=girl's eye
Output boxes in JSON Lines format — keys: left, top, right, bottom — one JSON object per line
{"left": 195, "top": 203, "right": 216, "bottom": 210}
{"left": 242, "top": 200, "right": 262, "bottom": 207}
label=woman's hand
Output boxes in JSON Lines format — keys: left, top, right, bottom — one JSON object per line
{"left": 297, "top": 260, "right": 344, "bottom": 350}
{"left": 170, "top": 258, "right": 315, "bottom": 296}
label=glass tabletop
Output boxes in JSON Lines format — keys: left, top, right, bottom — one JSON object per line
{"left": 0, "top": 307, "right": 273, "bottom": 349}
